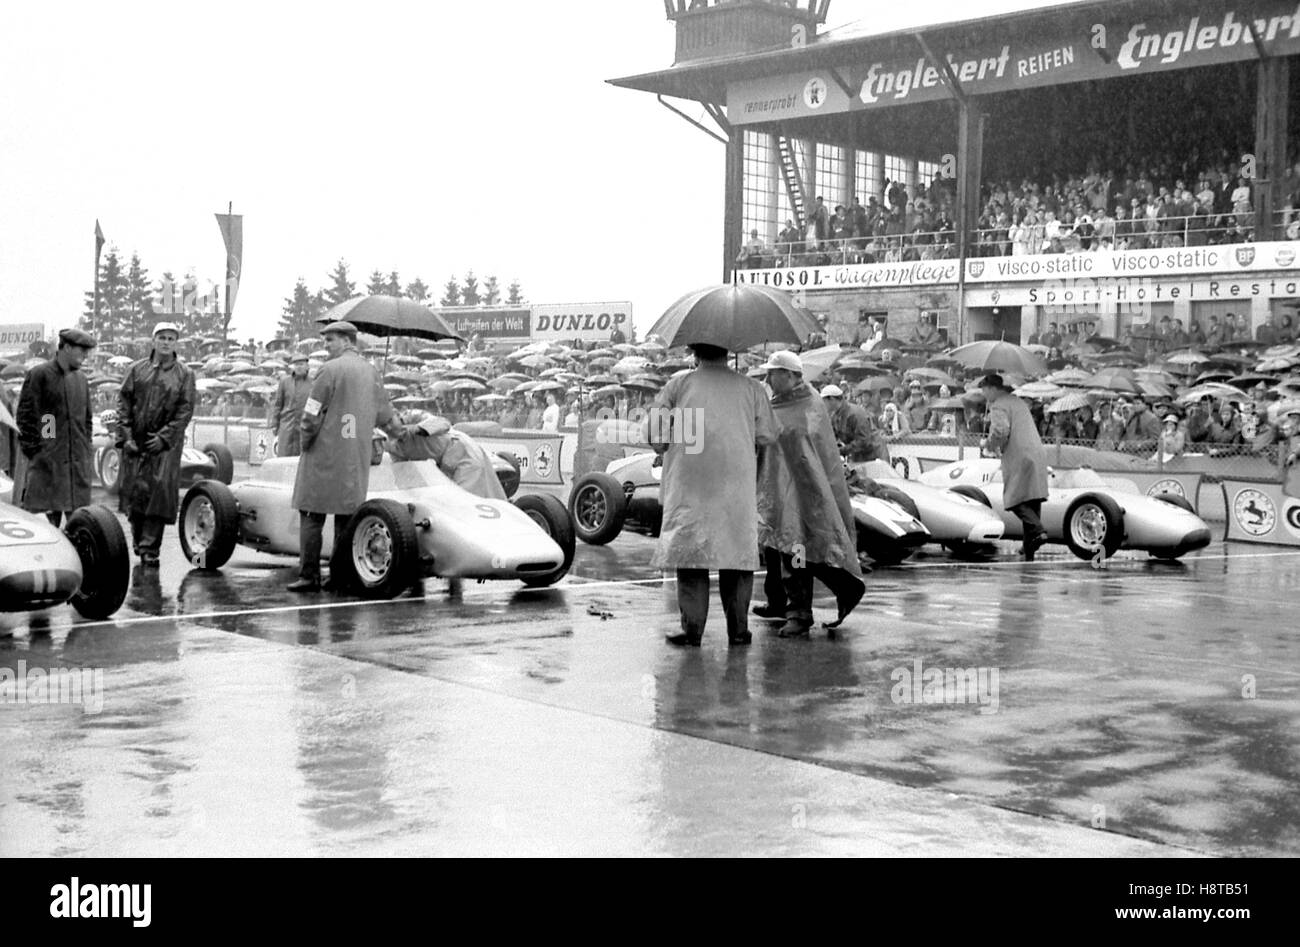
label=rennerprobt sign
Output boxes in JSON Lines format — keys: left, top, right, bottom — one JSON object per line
{"left": 728, "top": 1, "right": 1300, "bottom": 123}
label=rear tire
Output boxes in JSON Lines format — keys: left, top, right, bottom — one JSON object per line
{"left": 568, "top": 472, "right": 627, "bottom": 545}
{"left": 203, "top": 443, "right": 235, "bottom": 484}
{"left": 514, "top": 493, "right": 575, "bottom": 587}
{"left": 334, "top": 499, "right": 420, "bottom": 599}
{"left": 179, "top": 481, "right": 240, "bottom": 570}
{"left": 1063, "top": 492, "right": 1124, "bottom": 561}
{"left": 65, "top": 505, "right": 129, "bottom": 619}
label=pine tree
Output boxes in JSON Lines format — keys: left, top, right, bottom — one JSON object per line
{"left": 324, "top": 260, "right": 356, "bottom": 306}
{"left": 81, "top": 247, "right": 130, "bottom": 346}
{"left": 280, "top": 278, "right": 324, "bottom": 341}
{"left": 462, "top": 270, "right": 480, "bottom": 306}
{"left": 405, "top": 277, "right": 429, "bottom": 302}
{"left": 440, "top": 276, "right": 461, "bottom": 307}
{"left": 482, "top": 275, "right": 501, "bottom": 306}
{"left": 385, "top": 270, "right": 402, "bottom": 297}
{"left": 506, "top": 278, "right": 524, "bottom": 305}
{"left": 124, "top": 253, "right": 153, "bottom": 343}
{"left": 366, "top": 269, "right": 386, "bottom": 297}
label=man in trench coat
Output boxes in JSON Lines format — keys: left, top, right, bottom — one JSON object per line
{"left": 288, "top": 321, "right": 393, "bottom": 591}
{"left": 15, "top": 328, "right": 97, "bottom": 525}
{"left": 980, "top": 373, "right": 1049, "bottom": 560}
{"left": 268, "top": 351, "right": 312, "bottom": 457}
{"left": 646, "top": 342, "right": 777, "bottom": 646}
{"left": 116, "top": 322, "right": 196, "bottom": 565}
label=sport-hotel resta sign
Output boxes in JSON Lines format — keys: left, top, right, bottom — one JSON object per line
{"left": 728, "top": 1, "right": 1300, "bottom": 123}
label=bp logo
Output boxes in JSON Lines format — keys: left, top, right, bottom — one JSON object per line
{"left": 968, "top": 261, "right": 985, "bottom": 278}
{"left": 803, "top": 77, "right": 828, "bottom": 109}
{"left": 1275, "top": 247, "right": 1296, "bottom": 266}
{"left": 1147, "top": 479, "right": 1186, "bottom": 498}
{"left": 1234, "top": 246, "right": 1256, "bottom": 267}
{"left": 533, "top": 444, "right": 554, "bottom": 478}
{"left": 1232, "top": 488, "right": 1275, "bottom": 537}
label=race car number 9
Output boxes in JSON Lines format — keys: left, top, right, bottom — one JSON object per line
{"left": 0, "top": 519, "right": 40, "bottom": 544}
{"left": 476, "top": 504, "right": 501, "bottom": 519}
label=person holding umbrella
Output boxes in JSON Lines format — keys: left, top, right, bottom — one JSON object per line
{"left": 116, "top": 322, "right": 196, "bottom": 566}
{"left": 979, "top": 373, "right": 1049, "bottom": 561}
{"left": 288, "top": 321, "right": 394, "bottom": 592}
{"left": 646, "top": 342, "right": 777, "bottom": 646}
{"left": 268, "top": 352, "right": 312, "bottom": 457}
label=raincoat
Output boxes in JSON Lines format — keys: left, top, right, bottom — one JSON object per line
{"left": 15, "top": 357, "right": 93, "bottom": 512}
{"left": 830, "top": 399, "right": 887, "bottom": 462}
{"left": 269, "top": 373, "right": 312, "bottom": 456}
{"left": 757, "top": 382, "right": 861, "bottom": 575}
{"left": 116, "top": 354, "right": 196, "bottom": 522}
{"left": 291, "top": 348, "right": 393, "bottom": 515}
{"left": 388, "top": 416, "right": 506, "bottom": 499}
{"left": 984, "top": 389, "right": 1048, "bottom": 507}
{"left": 646, "top": 362, "right": 776, "bottom": 570}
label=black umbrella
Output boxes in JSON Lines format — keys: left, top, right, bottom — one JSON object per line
{"left": 646, "top": 284, "right": 819, "bottom": 352}
{"left": 317, "top": 294, "right": 462, "bottom": 342}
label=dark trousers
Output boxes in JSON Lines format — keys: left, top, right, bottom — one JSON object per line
{"left": 129, "top": 515, "right": 166, "bottom": 558}
{"left": 299, "top": 511, "right": 349, "bottom": 582}
{"left": 45, "top": 511, "right": 63, "bottom": 527}
{"left": 1008, "top": 500, "right": 1045, "bottom": 540}
{"left": 762, "top": 546, "right": 866, "bottom": 625}
{"left": 676, "top": 569, "right": 752, "bottom": 639}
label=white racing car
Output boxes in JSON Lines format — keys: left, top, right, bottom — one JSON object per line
{"left": 919, "top": 459, "right": 1213, "bottom": 561}
{"left": 175, "top": 452, "right": 575, "bottom": 598}
{"left": 0, "top": 474, "right": 130, "bottom": 619}
{"left": 848, "top": 461, "right": 1006, "bottom": 558}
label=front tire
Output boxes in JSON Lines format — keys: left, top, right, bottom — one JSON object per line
{"left": 1063, "top": 493, "right": 1124, "bottom": 561}
{"left": 334, "top": 499, "right": 419, "bottom": 599}
{"left": 568, "top": 472, "right": 627, "bottom": 545}
{"left": 514, "top": 493, "right": 575, "bottom": 587}
{"left": 65, "top": 505, "right": 129, "bottom": 619}
{"left": 203, "top": 443, "right": 235, "bottom": 484}
{"left": 179, "top": 481, "right": 240, "bottom": 570}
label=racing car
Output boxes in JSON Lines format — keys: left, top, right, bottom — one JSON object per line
{"left": 0, "top": 473, "right": 130, "bottom": 619}
{"left": 93, "top": 412, "right": 234, "bottom": 493}
{"left": 919, "top": 459, "right": 1213, "bottom": 561}
{"left": 175, "top": 451, "right": 575, "bottom": 598}
{"left": 570, "top": 449, "right": 931, "bottom": 566}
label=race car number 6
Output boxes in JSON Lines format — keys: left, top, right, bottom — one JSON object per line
{"left": 0, "top": 520, "right": 36, "bottom": 540}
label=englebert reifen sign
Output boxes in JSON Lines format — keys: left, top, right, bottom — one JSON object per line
{"left": 728, "top": 0, "right": 1300, "bottom": 123}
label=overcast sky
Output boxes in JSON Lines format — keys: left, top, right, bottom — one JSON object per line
{"left": 0, "top": 0, "right": 1085, "bottom": 342}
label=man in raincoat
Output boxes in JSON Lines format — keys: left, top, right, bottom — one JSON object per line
{"left": 980, "top": 373, "right": 1049, "bottom": 560}
{"left": 288, "top": 321, "right": 394, "bottom": 592}
{"left": 116, "top": 322, "right": 196, "bottom": 565}
{"left": 646, "top": 343, "right": 777, "bottom": 646}
{"left": 268, "top": 352, "right": 312, "bottom": 457}
{"left": 754, "top": 351, "right": 865, "bottom": 637}
{"left": 387, "top": 410, "right": 506, "bottom": 499}
{"left": 15, "top": 328, "right": 96, "bottom": 525}
{"left": 822, "top": 384, "right": 888, "bottom": 462}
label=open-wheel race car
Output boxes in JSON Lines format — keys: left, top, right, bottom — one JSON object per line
{"left": 919, "top": 458, "right": 1213, "bottom": 561}
{"left": 175, "top": 453, "right": 575, "bottom": 598}
{"left": 93, "top": 412, "right": 234, "bottom": 494}
{"left": 0, "top": 473, "right": 130, "bottom": 620}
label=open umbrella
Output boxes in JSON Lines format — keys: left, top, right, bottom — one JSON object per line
{"left": 1177, "top": 383, "right": 1243, "bottom": 404}
{"left": 584, "top": 373, "right": 620, "bottom": 386}
{"left": 390, "top": 355, "right": 424, "bottom": 367}
{"left": 1047, "top": 391, "right": 1093, "bottom": 414}
{"left": 947, "top": 340, "right": 1047, "bottom": 376}
{"left": 1085, "top": 369, "right": 1141, "bottom": 394}
{"left": 517, "top": 354, "right": 553, "bottom": 369}
{"left": 798, "top": 344, "right": 843, "bottom": 383}
{"left": 489, "top": 377, "right": 520, "bottom": 392}
{"left": 107, "top": 355, "right": 133, "bottom": 367}
{"left": 1226, "top": 373, "right": 1280, "bottom": 390}
{"left": 856, "top": 375, "right": 902, "bottom": 394}
{"left": 1164, "top": 349, "right": 1209, "bottom": 367}
{"left": 621, "top": 379, "right": 659, "bottom": 393}
{"left": 317, "top": 294, "right": 461, "bottom": 342}
{"left": 590, "top": 384, "right": 625, "bottom": 399}
{"left": 475, "top": 393, "right": 507, "bottom": 403}
{"left": 531, "top": 380, "right": 566, "bottom": 394}
{"left": 587, "top": 356, "right": 616, "bottom": 370}
{"left": 612, "top": 343, "right": 638, "bottom": 354}
{"left": 1257, "top": 354, "right": 1300, "bottom": 372}
{"left": 393, "top": 395, "right": 428, "bottom": 406}
{"left": 1014, "top": 381, "right": 1064, "bottom": 400}
{"left": 449, "top": 378, "right": 487, "bottom": 392}
{"left": 512, "top": 381, "right": 539, "bottom": 395}
{"left": 611, "top": 356, "right": 650, "bottom": 375}
{"left": 647, "top": 284, "right": 819, "bottom": 352}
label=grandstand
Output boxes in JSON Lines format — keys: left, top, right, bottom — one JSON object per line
{"left": 611, "top": 0, "right": 1300, "bottom": 346}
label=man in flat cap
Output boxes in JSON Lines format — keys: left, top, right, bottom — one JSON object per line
{"left": 268, "top": 351, "right": 312, "bottom": 457}
{"left": 288, "top": 321, "right": 394, "bottom": 592}
{"left": 979, "top": 373, "right": 1049, "bottom": 561}
{"left": 14, "top": 328, "right": 97, "bottom": 525}
{"left": 116, "top": 322, "right": 196, "bottom": 565}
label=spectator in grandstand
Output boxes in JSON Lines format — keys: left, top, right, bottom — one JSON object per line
{"left": 1255, "top": 312, "right": 1281, "bottom": 345}
{"left": 1094, "top": 207, "right": 1116, "bottom": 245}
{"left": 1120, "top": 398, "right": 1161, "bottom": 454}
{"left": 776, "top": 219, "right": 802, "bottom": 262}
{"left": 1207, "top": 402, "right": 1244, "bottom": 448}
{"left": 1185, "top": 398, "right": 1214, "bottom": 445}
{"left": 901, "top": 382, "right": 930, "bottom": 432}
{"left": 1232, "top": 176, "right": 1253, "bottom": 228}
{"left": 736, "top": 229, "right": 767, "bottom": 269}
{"left": 1094, "top": 401, "right": 1124, "bottom": 451}
{"left": 810, "top": 196, "right": 830, "bottom": 242}
{"left": 1278, "top": 313, "right": 1296, "bottom": 343}
{"left": 1045, "top": 347, "right": 1067, "bottom": 371}
{"left": 1072, "top": 405, "right": 1099, "bottom": 442}
{"left": 1206, "top": 313, "right": 1228, "bottom": 347}
{"left": 1154, "top": 414, "right": 1186, "bottom": 459}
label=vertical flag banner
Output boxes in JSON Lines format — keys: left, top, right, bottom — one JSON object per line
{"left": 215, "top": 211, "right": 243, "bottom": 317}
{"left": 93, "top": 219, "right": 105, "bottom": 336}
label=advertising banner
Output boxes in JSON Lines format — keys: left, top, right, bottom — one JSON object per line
{"left": 728, "top": 1, "right": 1300, "bottom": 123}
{"left": 474, "top": 433, "right": 566, "bottom": 486}
{"left": 1221, "top": 477, "right": 1300, "bottom": 546}
{"left": 965, "top": 274, "right": 1300, "bottom": 308}
{"left": 531, "top": 302, "right": 632, "bottom": 343}
{"left": 733, "top": 258, "right": 960, "bottom": 291}
{"left": 439, "top": 308, "right": 531, "bottom": 342}
{"left": 0, "top": 323, "right": 46, "bottom": 349}
{"left": 965, "top": 241, "right": 1300, "bottom": 284}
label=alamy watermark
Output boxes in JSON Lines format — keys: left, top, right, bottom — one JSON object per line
{"left": 592, "top": 405, "right": 704, "bottom": 455}
{"left": 890, "top": 658, "right": 1000, "bottom": 714}
{"left": 0, "top": 660, "right": 104, "bottom": 714}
